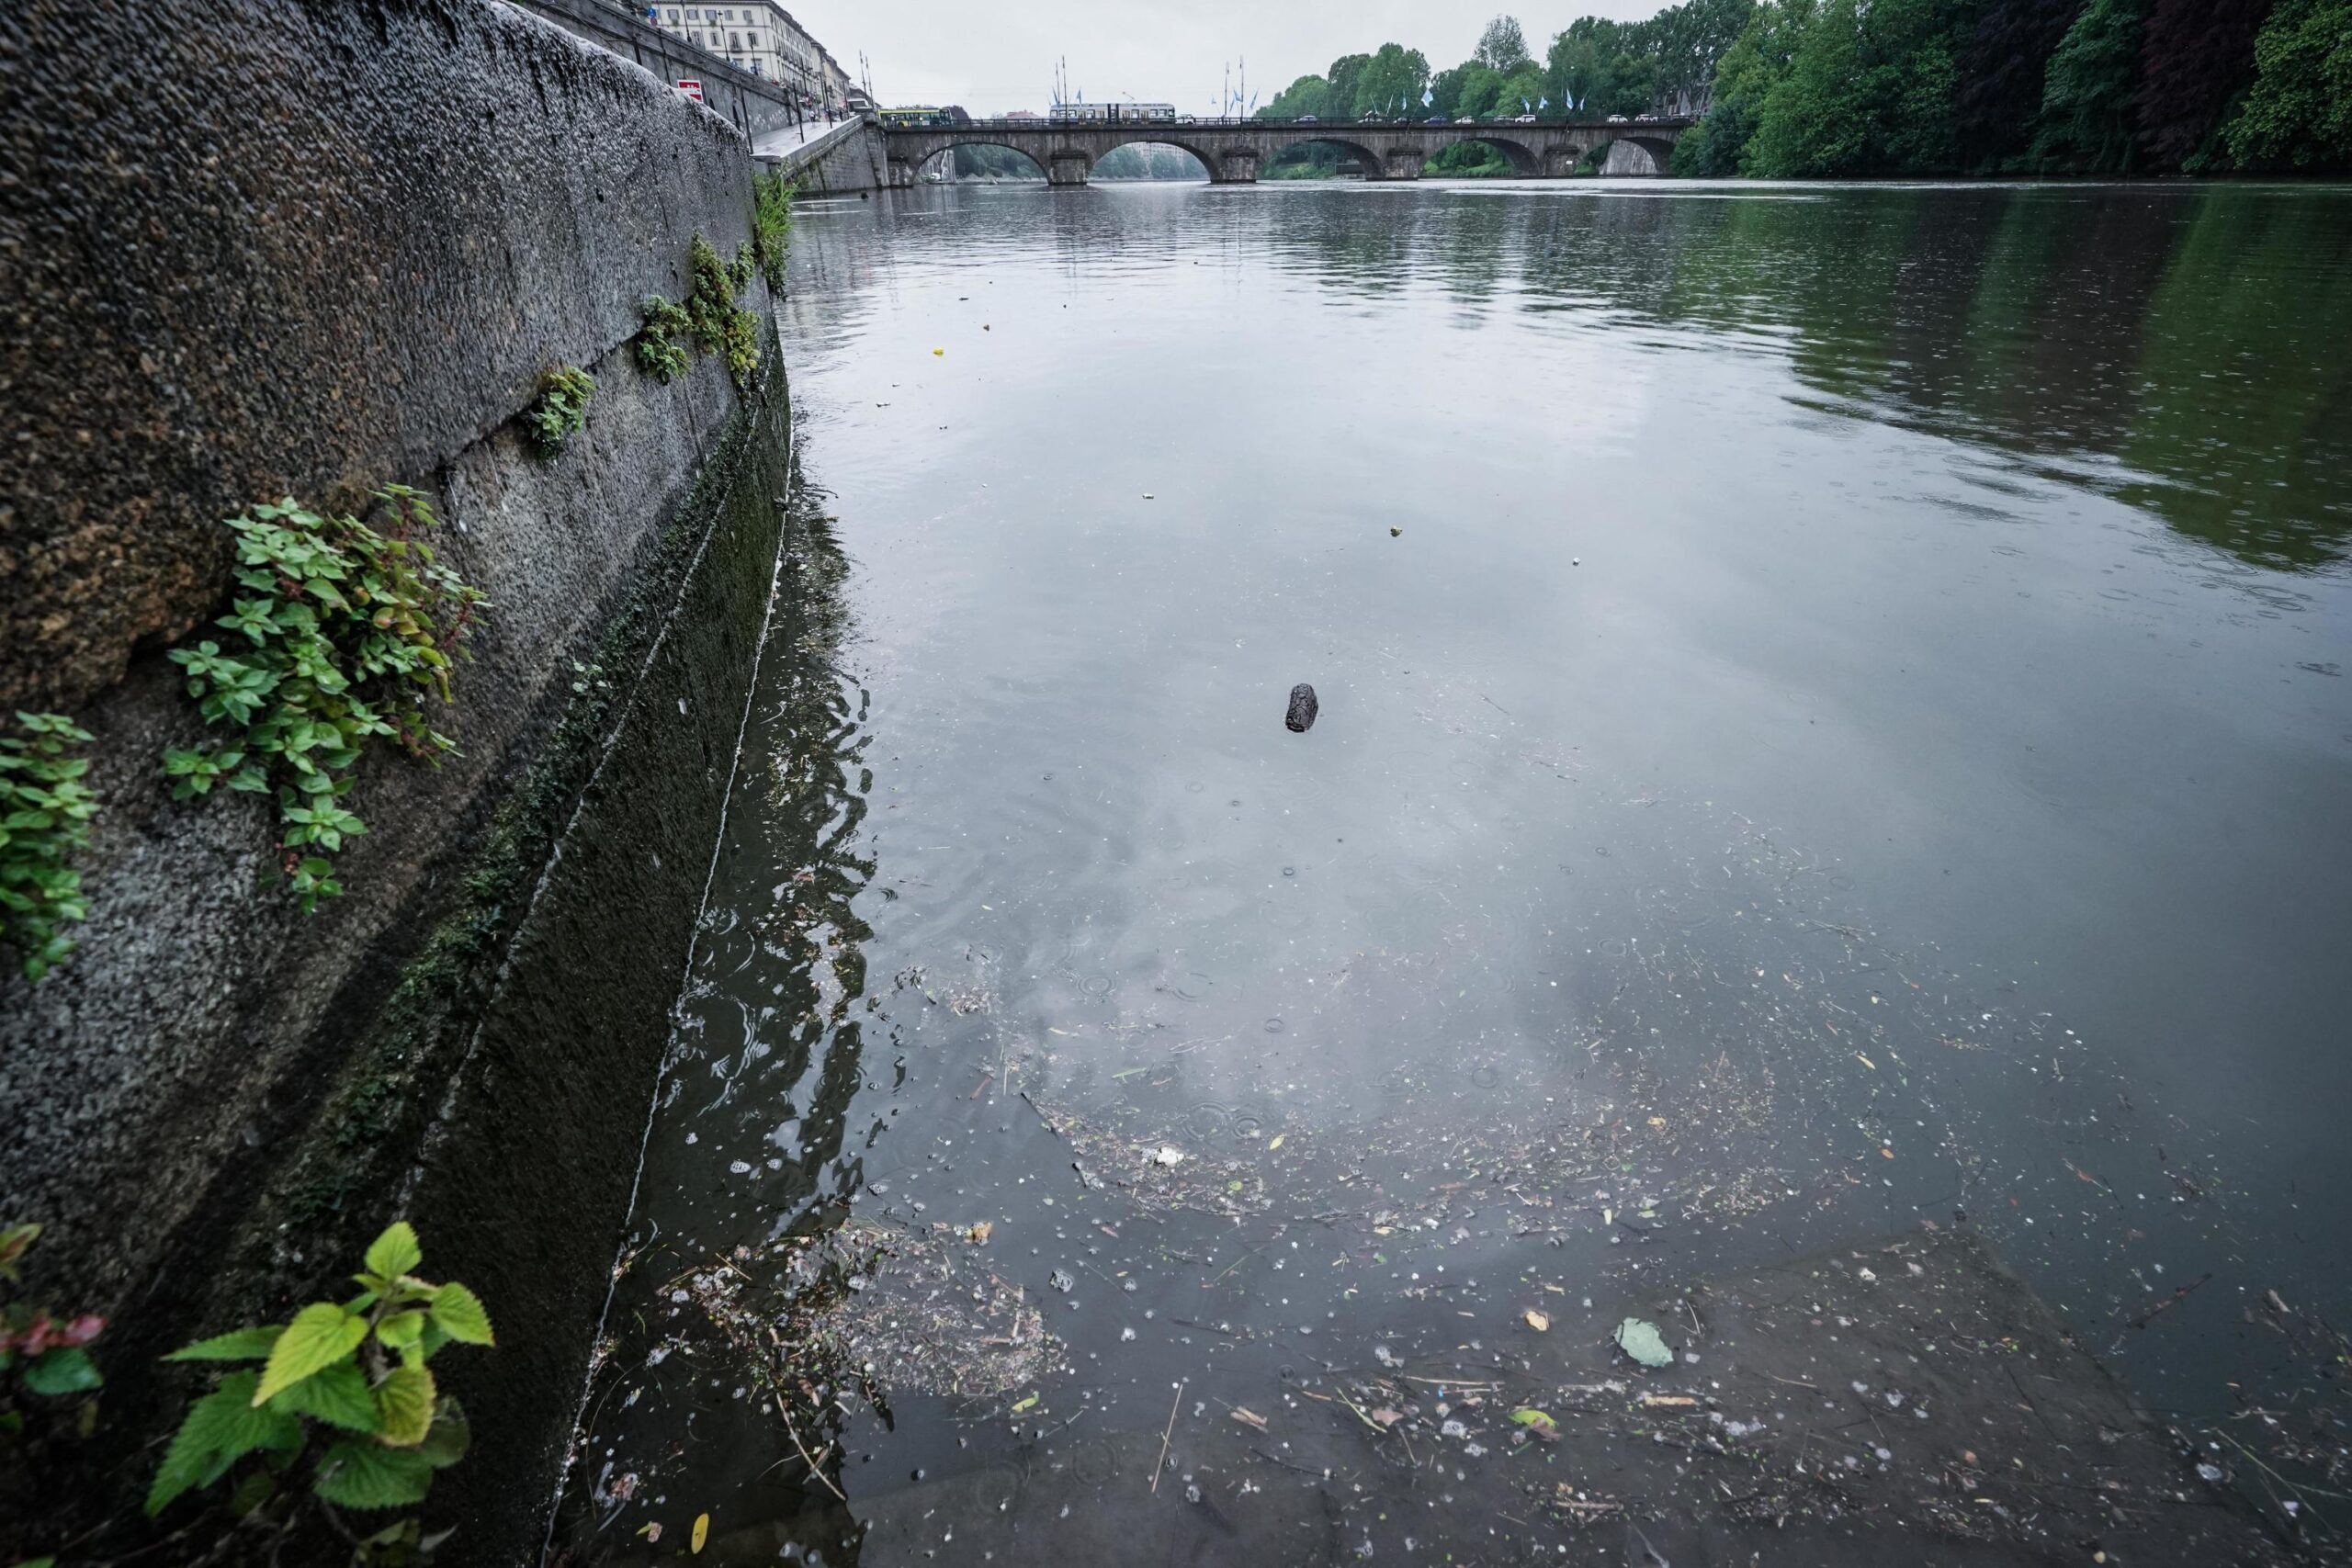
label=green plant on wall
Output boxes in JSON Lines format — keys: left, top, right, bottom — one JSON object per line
{"left": 752, "top": 170, "right": 795, "bottom": 293}
{"left": 524, "top": 366, "right": 596, "bottom": 457}
{"left": 0, "top": 712, "right": 97, "bottom": 982}
{"left": 684, "top": 235, "right": 762, "bottom": 395}
{"left": 633, "top": 297, "right": 692, "bottom": 383}
{"left": 147, "top": 1223, "right": 492, "bottom": 1539}
{"left": 1, "top": 1223, "right": 107, "bottom": 1418}
{"left": 163, "top": 487, "right": 488, "bottom": 911}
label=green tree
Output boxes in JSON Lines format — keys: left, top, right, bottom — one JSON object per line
{"left": 2224, "top": 0, "right": 2352, "bottom": 167}
{"left": 1438, "top": 61, "right": 1508, "bottom": 118}
{"left": 1477, "top": 15, "right": 1535, "bottom": 70}
{"left": 1746, "top": 0, "right": 1967, "bottom": 175}
{"left": 2134, "top": 0, "right": 2278, "bottom": 172}
{"left": 1328, "top": 52, "right": 1374, "bottom": 117}
{"left": 2031, "top": 0, "right": 2153, "bottom": 170}
{"left": 1675, "top": 0, "right": 1815, "bottom": 171}
{"left": 1262, "top": 73, "right": 1334, "bottom": 119}
{"left": 1356, "top": 43, "right": 1433, "bottom": 117}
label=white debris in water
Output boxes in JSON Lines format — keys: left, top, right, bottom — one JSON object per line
{"left": 1154, "top": 1146, "right": 1185, "bottom": 1167}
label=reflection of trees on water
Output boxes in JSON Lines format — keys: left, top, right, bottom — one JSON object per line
{"left": 1275, "top": 185, "right": 2352, "bottom": 571}
{"left": 553, "top": 477, "right": 882, "bottom": 1557}
{"left": 739, "top": 513, "right": 878, "bottom": 1223}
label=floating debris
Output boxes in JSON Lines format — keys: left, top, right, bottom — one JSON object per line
{"left": 1613, "top": 1316, "right": 1675, "bottom": 1369}
{"left": 1285, "top": 683, "right": 1318, "bottom": 733}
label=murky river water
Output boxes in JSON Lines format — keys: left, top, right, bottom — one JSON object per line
{"left": 556, "top": 181, "right": 2352, "bottom": 1564}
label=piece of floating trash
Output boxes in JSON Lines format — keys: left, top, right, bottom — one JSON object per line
{"left": 1613, "top": 1316, "right": 1675, "bottom": 1369}
{"left": 1285, "top": 683, "right": 1318, "bottom": 733}
{"left": 1154, "top": 1146, "right": 1185, "bottom": 1168}
{"left": 933, "top": 347, "right": 944, "bottom": 355}
{"left": 1522, "top": 1308, "right": 1551, "bottom": 1333}
{"left": 1571, "top": 557, "right": 1581, "bottom": 566}
{"left": 1390, "top": 526, "right": 1402, "bottom": 537}
{"left": 1143, "top": 492, "right": 1155, "bottom": 500}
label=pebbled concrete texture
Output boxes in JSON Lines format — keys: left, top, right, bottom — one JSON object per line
{"left": 0, "top": 0, "right": 753, "bottom": 711}
{"left": 0, "top": 1, "right": 795, "bottom": 1558}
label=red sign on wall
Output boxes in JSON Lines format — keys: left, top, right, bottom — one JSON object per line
{"left": 676, "top": 79, "right": 705, "bottom": 103}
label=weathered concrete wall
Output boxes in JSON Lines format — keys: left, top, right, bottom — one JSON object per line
{"left": 510, "top": 0, "right": 808, "bottom": 141}
{"left": 0, "top": 1, "right": 796, "bottom": 1560}
{"left": 763, "top": 114, "right": 891, "bottom": 194}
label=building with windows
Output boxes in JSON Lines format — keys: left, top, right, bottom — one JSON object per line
{"left": 640, "top": 4, "right": 851, "bottom": 117}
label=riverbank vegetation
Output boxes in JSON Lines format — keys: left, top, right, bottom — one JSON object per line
{"left": 1262, "top": 3, "right": 2352, "bottom": 176}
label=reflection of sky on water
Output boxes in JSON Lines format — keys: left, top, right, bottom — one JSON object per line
{"left": 561, "top": 181, "right": 2352, "bottom": 1562}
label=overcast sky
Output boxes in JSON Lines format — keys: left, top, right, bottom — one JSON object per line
{"left": 779, "top": 0, "right": 1664, "bottom": 116}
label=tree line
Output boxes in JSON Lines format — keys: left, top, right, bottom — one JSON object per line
{"left": 1256, "top": 3, "right": 2352, "bottom": 175}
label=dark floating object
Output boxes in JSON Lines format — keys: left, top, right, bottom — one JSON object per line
{"left": 1285, "top": 683, "right": 1318, "bottom": 733}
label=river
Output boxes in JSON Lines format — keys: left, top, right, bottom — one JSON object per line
{"left": 553, "top": 179, "right": 2352, "bottom": 1564}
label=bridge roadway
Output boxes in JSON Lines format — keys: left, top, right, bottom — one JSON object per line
{"left": 881, "top": 116, "right": 1692, "bottom": 186}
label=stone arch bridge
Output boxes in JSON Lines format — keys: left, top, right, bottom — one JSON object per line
{"left": 881, "top": 117, "right": 1692, "bottom": 186}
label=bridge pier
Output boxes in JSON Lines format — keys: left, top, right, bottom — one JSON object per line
{"left": 1046, "top": 150, "right": 1091, "bottom": 186}
{"left": 1382, "top": 149, "right": 1425, "bottom": 181}
{"left": 887, "top": 157, "right": 920, "bottom": 188}
{"left": 1544, "top": 143, "right": 1591, "bottom": 178}
{"left": 1211, "top": 149, "right": 1260, "bottom": 186}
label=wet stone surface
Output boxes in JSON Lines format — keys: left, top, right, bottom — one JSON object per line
{"left": 551, "top": 184, "right": 2352, "bottom": 1564}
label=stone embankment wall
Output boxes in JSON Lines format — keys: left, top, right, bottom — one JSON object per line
{"left": 512, "top": 0, "right": 809, "bottom": 141}
{"left": 764, "top": 114, "right": 892, "bottom": 193}
{"left": 0, "top": 1, "right": 794, "bottom": 1559}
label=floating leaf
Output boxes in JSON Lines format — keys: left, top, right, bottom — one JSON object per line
{"left": 1522, "top": 1309, "right": 1550, "bottom": 1333}
{"left": 1613, "top": 1316, "right": 1674, "bottom": 1370}
{"left": 254, "top": 1303, "right": 368, "bottom": 1404}
{"left": 1010, "top": 1393, "right": 1038, "bottom": 1414}
{"left": 693, "top": 1512, "right": 710, "bottom": 1553}
{"left": 1511, "top": 1407, "right": 1560, "bottom": 1440}
{"left": 1267, "top": 1134, "right": 1285, "bottom": 1151}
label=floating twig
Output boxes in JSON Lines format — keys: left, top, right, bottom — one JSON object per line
{"left": 1152, "top": 1380, "right": 1185, "bottom": 1495}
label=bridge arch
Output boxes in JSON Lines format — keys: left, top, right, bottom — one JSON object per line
{"left": 1087, "top": 140, "right": 1216, "bottom": 182}
{"left": 910, "top": 140, "right": 1049, "bottom": 182}
{"left": 1603, "top": 136, "right": 1678, "bottom": 175}
{"left": 1264, "top": 136, "right": 1396, "bottom": 180}
{"left": 1437, "top": 134, "right": 1543, "bottom": 176}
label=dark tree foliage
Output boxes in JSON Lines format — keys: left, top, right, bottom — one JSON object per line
{"left": 2134, "top": 0, "right": 2278, "bottom": 169}
{"left": 1327, "top": 52, "right": 1374, "bottom": 117}
{"left": 2227, "top": 0, "right": 2352, "bottom": 167}
{"left": 1954, "top": 0, "right": 2092, "bottom": 167}
{"left": 1263, "top": 0, "right": 2347, "bottom": 175}
{"left": 2031, "top": 0, "right": 2152, "bottom": 171}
